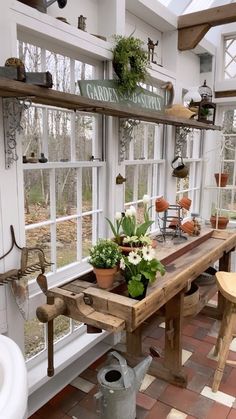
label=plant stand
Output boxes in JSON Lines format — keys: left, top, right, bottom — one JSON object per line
{"left": 156, "top": 204, "right": 187, "bottom": 243}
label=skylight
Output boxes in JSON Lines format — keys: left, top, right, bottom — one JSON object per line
{"left": 183, "top": 0, "right": 215, "bottom": 14}
{"left": 157, "top": 0, "right": 172, "bottom": 6}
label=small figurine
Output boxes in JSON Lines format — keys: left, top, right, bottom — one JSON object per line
{"left": 147, "top": 38, "right": 158, "bottom": 64}
{"left": 27, "top": 152, "right": 38, "bottom": 163}
{"left": 78, "top": 15, "right": 87, "bottom": 31}
{"left": 39, "top": 153, "right": 48, "bottom": 163}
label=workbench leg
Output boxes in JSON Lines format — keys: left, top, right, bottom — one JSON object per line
{"left": 126, "top": 326, "right": 142, "bottom": 357}
{"left": 218, "top": 252, "right": 231, "bottom": 317}
{"left": 149, "top": 291, "right": 187, "bottom": 387}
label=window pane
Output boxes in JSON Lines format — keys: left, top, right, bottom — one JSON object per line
{"left": 56, "top": 168, "right": 77, "bottom": 217}
{"left": 24, "top": 169, "right": 50, "bottom": 224}
{"left": 24, "top": 318, "right": 45, "bottom": 360}
{"left": 46, "top": 51, "right": 71, "bottom": 92}
{"left": 48, "top": 110, "right": 71, "bottom": 162}
{"left": 21, "top": 106, "right": 43, "bottom": 160}
{"left": 54, "top": 315, "right": 71, "bottom": 342}
{"left": 56, "top": 221, "right": 77, "bottom": 267}
{"left": 18, "top": 41, "right": 42, "bottom": 71}
{"left": 82, "top": 215, "right": 92, "bottom": 257}
{"left": 82, "top": 167, "right": 93, "bottom": 211}
{"left": 25, "top": 225, "right": 52, "bottom": 273}
{"left": 75, "top": 115, "right": 94, "bottom": 161}
{"left": 125, "top": 166, "right": 135, "bottom": 202}
{"left": 138, "top": 165, "right": 148, "bottom": 199}
{"left": 134, "top": 126, "right": 144, "bottom": 160}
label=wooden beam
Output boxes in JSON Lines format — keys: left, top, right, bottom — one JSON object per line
{"left": 178, "top": 24, "right": 210, "bottom": 51}
{"left": 178, "top": 3, "right": 236, "bottom": 51}
{"left": 0, "top": 78, "right": 220, "bottom": 130}
{"left": 215, "top": 90, "right": 236, "bottom": 98}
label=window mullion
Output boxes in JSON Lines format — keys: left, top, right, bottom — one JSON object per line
{"left": 50, "top": 168, "right": 56, "bottom": 271}
{"left": 77, "top": 168, "right": 82, "bottom": 261}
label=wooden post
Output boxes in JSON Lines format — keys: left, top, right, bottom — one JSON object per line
{"left": 164, "top": 290, "right": 183, "bottom": 372}
{"left": 218, "top": 252, "right": 231, "bottom": 317}
{"left": 126, "top": 326, "right": 142, "bottom": 357}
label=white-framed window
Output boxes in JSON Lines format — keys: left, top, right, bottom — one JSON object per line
{"left": 175, "top": 128, "right": 203, "bottom": 217}
{"left": 124, "top": 122, "right": 165, "bottom": 229}
{"left": 17, "top": 39, "right": 105, "bottom": 360}
{"left": 224, "top": 35, "right": 236, "bottom": 80}
{"left": 211, "top": 109, "right": 236, "bottom": 221}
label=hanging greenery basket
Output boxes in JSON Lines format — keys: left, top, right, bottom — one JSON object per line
{"left": 112, "top": 35, "right": 149, "bottom": 95}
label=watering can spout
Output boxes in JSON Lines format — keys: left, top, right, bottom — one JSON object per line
{"left": 134, "top": 355, "right": 152, "bottom": 392}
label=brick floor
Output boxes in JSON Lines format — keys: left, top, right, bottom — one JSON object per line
{"left": 29, "top": 312, "right": 236, "bottom": 419}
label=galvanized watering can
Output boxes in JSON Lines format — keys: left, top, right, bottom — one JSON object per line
{"left": 95, "top": 351, "right": 152, "bottom": 419}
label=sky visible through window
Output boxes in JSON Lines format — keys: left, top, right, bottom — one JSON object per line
{"left": 157, "top": 0, "right": 234, "bottom": 15}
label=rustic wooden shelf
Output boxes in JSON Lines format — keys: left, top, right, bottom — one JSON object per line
{"left": 0, "top": 78, "right": 220, "bottom": 130}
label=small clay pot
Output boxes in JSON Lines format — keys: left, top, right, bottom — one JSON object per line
{"left": 210, "top": 215, "right": 229, "bottom": 230}
{"left": 180, "top": 220, "right": 194, "bottom": 235}
{"left": 93, "top": 266, "right": 117, "bottom": 289}
{"left": 214, "top": 173, "right": 228, "bottom": 187}
{"left": 168, "top": 218, "right": 180, "bottom": 229}
{"left": 178, "top": 197, "right": 192, "bottom": 211}
{"left": 155, "top": 197, "right": 169, "bottom": 212}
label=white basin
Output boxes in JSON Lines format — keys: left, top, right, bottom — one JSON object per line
{"left": 0, "top": 335, "right": 28, "bottom": 419}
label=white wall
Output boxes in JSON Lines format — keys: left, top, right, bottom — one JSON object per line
{"left": 47, "top": 0, "right": 99, "bottom": 34}
{"left": 125, "top": 11, "right": 162, "bottom": 66}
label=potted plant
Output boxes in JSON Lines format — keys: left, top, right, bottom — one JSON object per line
{"left": 120, "top": 246, "right": 165, "bottom": 299}
{"left": 106, "top": 195, "right": 155, "bottom": 252}
{"left": 89, "top": 239, "right": 121, "bottom": 289}
{"left": 214, "top": 172, "right": 228, "bottom": 187}
{"left": 210, "top": 211, "right": 229, "bottom": 230}
{"left": 112, "top": 35, "right": 149, "bottom": 95}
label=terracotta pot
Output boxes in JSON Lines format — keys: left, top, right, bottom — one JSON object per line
{"left": 178, "top": 197, "right": 192, "bottom": 211}
{"left": 214, "top": 173, "right": 228, "bottom": 187}
{"left": 180, "top": 220, "right": 194, "bottom": 235}
{"left": 210, "top": 215, "right": 229, "bottom": 230}
{"left": 93, "top": 266, "right": 117, "bottom": 289}
{"left": 119, "top": 239, "right": 157, "bottom": 255}
{"left": 155, "top": 197, "right": 169, "bottom": 212}
{"left": 168, "top": 218, "right": 180, "bottom": 229}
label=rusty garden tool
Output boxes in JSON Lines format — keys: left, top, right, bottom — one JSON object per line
{"left": 36, "top": 273, "right": 55, "bottom": 377}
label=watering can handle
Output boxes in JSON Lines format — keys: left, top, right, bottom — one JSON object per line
{"left": 171, "top": 155, "right": 184, "bottom": 168}
{"left": 109, "top": 351, "right": 131, "bottom": 389}
{"left": 94, "top": 391, "right": 103, "bottom": 415}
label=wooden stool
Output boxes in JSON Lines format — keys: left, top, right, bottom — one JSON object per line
{"left": 212, "top": 271, "right": 236, "bottom": 392}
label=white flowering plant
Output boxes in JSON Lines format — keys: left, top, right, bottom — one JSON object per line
{"left": 89, "top": 239, "right": 121, "bottom": 269}
{"left": 120, "top": 246, "right": 165, "bottom": 298}
{"left": 106, "top": 195, "right": 154, "bottom": 247}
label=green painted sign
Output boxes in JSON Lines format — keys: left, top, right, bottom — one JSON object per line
{"left": 78, "top": 80, "right": 164, "bottom": 111}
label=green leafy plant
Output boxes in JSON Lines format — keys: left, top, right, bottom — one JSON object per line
{"left": 120, "top": 246, "right": 165, "bottom": 298}
{"left": 106, "top": 195, "right": 154, "bottom": 247}
{"left": 89, "top": 239, "right": 121, "bottom": 269}
{"left": 112, "top": 35, "right": 149, "bottom": 95}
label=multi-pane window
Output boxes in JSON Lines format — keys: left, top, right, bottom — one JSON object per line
{"left": 224, "top": 37, "right": 236, "bottom": 79}
{"left": 18, "top": 41, "right": 104, "bottom": 360}
{"left": 175, "top": 128, "right": 203, "bottom": 216}
{"left": 211, "top": 109, "right": 236, "bottom": 221}
{"left": 124, "top": 122, "right": 165, "bottom": 229}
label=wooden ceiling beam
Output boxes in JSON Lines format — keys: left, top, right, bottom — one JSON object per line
{"left": 178, "top": 3, "right": 236, "bottom": 51}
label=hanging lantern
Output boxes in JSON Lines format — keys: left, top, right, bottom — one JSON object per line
{"left": 198, "top": 80, "right": 212, "bottom": 102}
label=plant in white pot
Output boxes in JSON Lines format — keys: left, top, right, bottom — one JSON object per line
{"left": 89, "top": 239, "right": 121, "bottom": 289}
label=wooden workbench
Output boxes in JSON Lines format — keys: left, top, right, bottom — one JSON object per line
{"left": 37, "top": 229, "right": 236, "bottom": 386}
